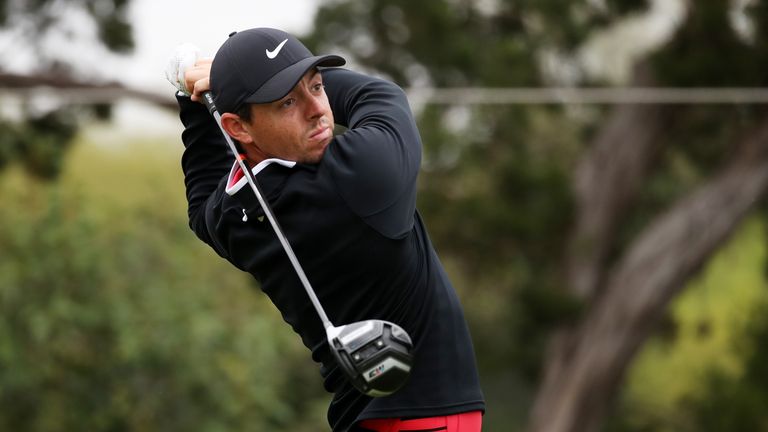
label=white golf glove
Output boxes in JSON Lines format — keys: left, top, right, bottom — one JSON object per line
{"left": 165, "top": 43, "right": 200, "bottom": 96}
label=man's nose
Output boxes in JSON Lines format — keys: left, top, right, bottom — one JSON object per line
{"left": 304, "top": 93, "right": 325, "bottom": 119}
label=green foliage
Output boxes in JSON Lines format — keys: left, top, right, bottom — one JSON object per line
{"left": 610, "top": 0, "right": 768, "bottom": 261}
{"left": 605, "top": 219, "right": 768, "bottom": 432}
{"left": 0, "top": 140, "right": 329, "bottom": 431}
{"left": 652, "top": 1, "right": 768, "bottom": 87}
{"left": 85, "top": 0, "right": 134, "bottom": 52}
{"left": 682, "top": 227, "right": 768, "bottom": 432}
{"left": 306, "top": 0, "right": 539, "bottom": 86}
{"left": 510, "top": 0, "right": 651, "bottom": 50}
{"left": 0, "top": 110, "right": 78, "bottom": 179}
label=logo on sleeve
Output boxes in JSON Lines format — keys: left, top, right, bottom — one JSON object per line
{"left": 266, "top": 39, "right": 288, "bottom": 59}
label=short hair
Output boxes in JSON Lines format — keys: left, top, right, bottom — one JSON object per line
{"left": 235, "top": 103, "right": 253, "bottom": 123}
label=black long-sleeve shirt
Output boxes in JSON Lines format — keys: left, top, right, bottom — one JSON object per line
{"left": 178, "top": 68, "right": 484, "bottom": 431}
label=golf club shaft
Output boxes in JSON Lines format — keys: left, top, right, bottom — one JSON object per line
{"left": 201, "top": 92, "right": 334, "bottom": 330}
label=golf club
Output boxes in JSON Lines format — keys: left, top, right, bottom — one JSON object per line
{"left": 166, "top": 46, "right": 413, "bottom": 397}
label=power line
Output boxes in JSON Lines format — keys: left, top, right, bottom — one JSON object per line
{"left": 0, "top": 87, "right": 177, "bottom": 110}
{"left": 4, "top": 85, "right": 768, "bottom": 107}
{"left": 406, "top": 87, "right": 768, "bottom": 104}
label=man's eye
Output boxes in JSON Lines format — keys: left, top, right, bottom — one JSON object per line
{"left": 312, "top": 83, "right": 324, "bottom": 92}
{"left": 282, "top": 98, "right": 296, "bottom": 108}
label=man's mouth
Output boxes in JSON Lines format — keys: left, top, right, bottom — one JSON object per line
{"left": 309, "top": 125, "right": 331, "bottom": 142}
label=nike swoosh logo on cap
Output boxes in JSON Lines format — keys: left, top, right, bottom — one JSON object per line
{"left": 266, "top": 38, "right": 288, "bottom": 59}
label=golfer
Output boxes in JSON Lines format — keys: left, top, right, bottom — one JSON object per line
{"left": 175, "top": 27, "right": 485, "bottom": 431}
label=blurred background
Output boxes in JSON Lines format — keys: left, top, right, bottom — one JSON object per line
{"left": 2, "top": 0, "right": 768, "bottom": 431}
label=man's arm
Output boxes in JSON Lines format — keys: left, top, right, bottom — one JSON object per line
{"left": 177, "top": 93, "right": 233, "bottom": 245}
{"left": 322, "top": 68, "right": 422, "bottom": 239}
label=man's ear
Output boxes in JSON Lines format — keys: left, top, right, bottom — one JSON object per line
{"left": 220, "top": 113, "right": 254, "bottom": 144}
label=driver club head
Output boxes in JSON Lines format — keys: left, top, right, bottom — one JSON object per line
{"left": 328, "top": 320, "right": 413, "bottom": 397}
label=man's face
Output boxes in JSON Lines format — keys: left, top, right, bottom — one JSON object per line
{"left": 240, "top": 69, "right": 334, "bottom": 164}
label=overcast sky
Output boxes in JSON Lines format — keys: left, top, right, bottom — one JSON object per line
{"left": 74, "top": 0, "right": 322, "bottom": 136}
{"left": 123, "top": 0, "right": 320, "bottom": 91}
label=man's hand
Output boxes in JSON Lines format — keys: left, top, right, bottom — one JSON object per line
{"left": 165, "top": 43, "right": 212, "bottom": 103}
{"left": 184, "top": 59, "right": 213, "bottom": 103}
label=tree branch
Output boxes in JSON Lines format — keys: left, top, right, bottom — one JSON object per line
{"left": 565, "top": 65, "right": 666, "bottom": 300}
{"left": 0, "top": 72, "right": 176, "bottom": 110}
{"left": 530, "top": 116, "right": 768, "bottom": 432}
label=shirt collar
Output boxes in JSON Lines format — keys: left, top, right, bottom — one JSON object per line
{"left": 225, "top": 158, "right": 297, "bottom": 196}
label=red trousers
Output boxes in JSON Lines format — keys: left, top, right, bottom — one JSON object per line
{"left": 358, "top": 410, "right": 482, "bottom": 432}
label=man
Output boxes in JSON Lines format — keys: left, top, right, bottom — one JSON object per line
{"left": 175, "top": 27, "right": 484, "bottom": 431}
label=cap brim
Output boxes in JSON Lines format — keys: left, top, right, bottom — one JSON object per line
{"left": 243, "top": 55, "right": 346, "bottom": 104}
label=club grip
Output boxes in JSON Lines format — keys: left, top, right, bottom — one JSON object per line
{"left": 202, "top": 92, "right": 217, "bottom": 115}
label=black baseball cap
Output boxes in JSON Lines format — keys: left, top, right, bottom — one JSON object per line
{"left": 210, "top": 28, "right": 346, "bottom": 114}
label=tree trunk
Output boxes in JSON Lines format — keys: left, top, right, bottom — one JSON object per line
{"left": 529, "top": 117, "right": 768, "bottom": 432}
{"left": 566, "top": 66, "right": 665, "bottom": 300}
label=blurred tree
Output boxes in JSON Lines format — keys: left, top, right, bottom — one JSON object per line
{"left": 603, "top": 218, "right": 768, "bottom": 432}
{"left": 305, "top": 0, "right": 768, "bottom": 431}
{"left": 0, "top": 143, "right": 330, "bottom": 432}
{"left": 0, "top": 0, "right": 134, "bottom": 179}
{"left": 684, "top": 310, "right": 768, "bottom": 432}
